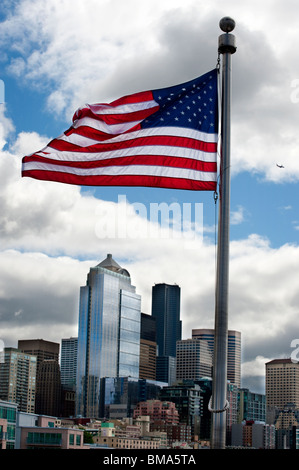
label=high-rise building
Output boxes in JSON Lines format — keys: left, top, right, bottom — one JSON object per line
{"left": 139, "top": 314, "right": 157, "bottom": 381}
{"left": 151, "top": 283, "right": 181, "bottom": 383}
{"left": 156, "top": 356, "right": 176, "bottom": 385}
{"left": 60, "top": 337, "right": 78, "bottom": 417}
{"left": 18, "top": 339, "right": 59, "bottom": 376}
{"left": 191, "top": 329, "right": 241, "bottom": 387}
{"left": 152, "top": 283, "right": 181, "bottom": 358}
{"left": 238, "top": 388, "right": 266, "bottom": 423}
{"left": 18, "top": 339, "right": 60, "bottom": 415}
{"left": 99, "top": 377, "right": 165, "bottom": 419}
{"left": 265, "top": 358, "right": 299, "bottom": 424}
{"left": 0, "top": 348, "right": 36, "bottom": 413}
{"left": 160, "top": 381, "right": 202, "bottom": 436}
{"left": 176, "top": 338, "right": 212, "bottom": 382}
{"left": 35, "top": 360, "right": 62, "bottom": 417}
{"left": 76, "top": 254, "right": 141, "bottom": 418}
{"left": 60, "top": 337, "right": 78, "bottom": 389}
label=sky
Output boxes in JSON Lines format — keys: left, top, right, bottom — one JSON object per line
{"left": 0, "top": 0, "right": 299, "bottom": 395}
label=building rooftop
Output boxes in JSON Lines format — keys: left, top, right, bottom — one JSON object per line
{"left": 96, "top": 254, "right": 130, "bottom": 277}
{"left": 266, "top": 358, "right": 293, "bottom": 365}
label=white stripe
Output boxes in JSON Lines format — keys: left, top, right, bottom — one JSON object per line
{"left": 87, "top": 100, "right": 158, "bottom": 115}
{"left": 36, "top": 144, "right": 217, "bottom": 163}
{"left": 73, "top": 116, "right": 142, "bottom": 135}
{"left": 53, "top": 126, "right": 218, "bottom": 148}
{"left": 23, "top": 161, "right": 216, "bottom": 181}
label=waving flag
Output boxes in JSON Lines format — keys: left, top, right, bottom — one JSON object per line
{"left": 22, "top": 69, "right": 219, "bottom": 191}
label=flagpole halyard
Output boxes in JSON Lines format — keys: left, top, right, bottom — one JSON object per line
{"left": 210, "top": 17, "right": 236, "bottom": 450}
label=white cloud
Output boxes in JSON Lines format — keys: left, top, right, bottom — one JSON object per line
{"left": 231, "top": 205, "right": 247, "bottom": 225}
{"left": 242, "top": 356, "right": 271, "bottom": 378}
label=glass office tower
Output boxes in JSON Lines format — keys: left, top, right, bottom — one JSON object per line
{"left": 151, "top": 283, "right": 181, "bottom": 383}
{"left": 76, "top": 254, "right": 141, "bottom": 418}
{"left": 151, "top": 283, "right": 181, "bottom": 358}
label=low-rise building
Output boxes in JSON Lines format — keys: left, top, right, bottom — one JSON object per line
{"left": 20, "top": 426, "right": 86, "bottom": 449}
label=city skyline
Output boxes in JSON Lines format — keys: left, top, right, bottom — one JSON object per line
{"left": 1, "top": 0, "right": 299, "bottom": 399}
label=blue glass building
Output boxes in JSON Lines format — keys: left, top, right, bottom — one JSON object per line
{"left": 151, "top": 283, "right": 181, "bottom": 384}
{"left": 152, "top": 283, "right": 181, "bottom": 358}
{"left": 76, "top": 254, "right": 141, "bottom": 418}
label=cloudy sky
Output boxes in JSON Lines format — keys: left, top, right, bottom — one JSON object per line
{"left": 1, "top": 0, "right": 299, "bottom": 395}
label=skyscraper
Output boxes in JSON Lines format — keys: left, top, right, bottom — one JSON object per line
{"left": 265, "top": 358, "right": 299, "bottom": 424}
{"left": 152, "top": 283, "right": 181, "bottom": 358}
{"left": 0, "top": 348, "right": 36, "bottom": 413}
{"left": 191, "top": 329, "right": 241, "bottom": 387}
{"left": 151, "top": 283, "right": 181, "bottom": 384}
{"left": 36, "top": 359, "right": 62, "bottom": 417}
{"left": 76, "top": 254, "right": 141, "bottom": 418}
{"left": 139, "top": 313, "right": 157, "bottom": 381}
{"left": 18, "top": 339, "right": 60, "bottom": 414}
{"left": 176, "top": 338, "right": 212, "bottom": 381}
{"left": 18, "top": 339, "right": 59, "bottom": 376}
{"left": 60, "top": 337, "right": 78, "bottom": 389}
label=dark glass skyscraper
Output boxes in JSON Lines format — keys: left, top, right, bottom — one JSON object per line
{"left": 76, "top": 254, "right": 141, "bottom": 418}
{"left": 152, "top": 283, "right": 181, "bottom": 357}
{"left": 151, "top": 283, "right": 181, "bottom": 383}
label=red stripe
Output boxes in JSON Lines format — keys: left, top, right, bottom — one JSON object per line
{"left": 64, "top": 123, "right": 142, "bottom": 141}
{"left": 47, "top": 134, "right": 217, "bottom": 153}
{"left": 22, "top": 170, "right": 216, "bottom": 191}
{"left": 110, "top": 90, "right": 154, "bottom": 107}
{"left": 23, "top": 154, "right": 217, "bottom": 172}
{"left": 74, "top": 105, "right": 159, "bottom": 125}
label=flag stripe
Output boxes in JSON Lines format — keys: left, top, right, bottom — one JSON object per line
{"left": 75, "top": 106, "right": 160, "bottom": 125}
{"left": 62, "top": 125, "right": 218, "bottom": 145}
{"left": 23, "top": 154, "right": 217, "bottom": 172}
{"left": 22, "top": 171, "right": 216, "bottom": 191}
{"left": 33, "top": 143, "right": 216, "bottom": 164}
{"left": 22, "top": 161, "right": 216, "bottom": 182}
{"left": 46, "top": 132, "right": 217, "bottom": 154}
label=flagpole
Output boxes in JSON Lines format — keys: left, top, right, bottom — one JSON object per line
{"left": 210, "top": 17, "right": 236, "bottom": 449}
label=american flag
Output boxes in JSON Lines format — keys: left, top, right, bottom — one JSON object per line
{"left": 22, "top": 69, "right": 219, "bottom": 191}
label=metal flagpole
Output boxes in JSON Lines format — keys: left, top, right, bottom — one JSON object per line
{"left": 210, "top": 17, "right": 237, "bottom": 449}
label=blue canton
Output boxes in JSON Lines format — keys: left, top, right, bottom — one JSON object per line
{"left": 142, "top": 69, "right": 218, "bottom": 134}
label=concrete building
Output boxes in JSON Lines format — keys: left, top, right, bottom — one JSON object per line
{"left": 176, "top": 338, "right": 212, "bottom": 381}
{"left": 0, "top": 348, "right": 36, "bottom": 413}
{"left": 139, "top": 313, "right": 157, "bottom": 381}
{"left": 20, "top": 425, "right": 86, "bottom": 449}
{"left": 0, "top": 400, "right": 18, "bottom": 449}
{"left": 231, "top": 420, "right": 275, "bottom": 449}
{"left": 36, "top": 359, "right": 62, "bottom": 417}
{"left": 133, "top": 399, "right": 180, "bottom": 426}
{"left": 192, "top": 329, "right": 241, "bottom": 387}
{"left": 266, "top": 358, "right": 299, "bottom": 423}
